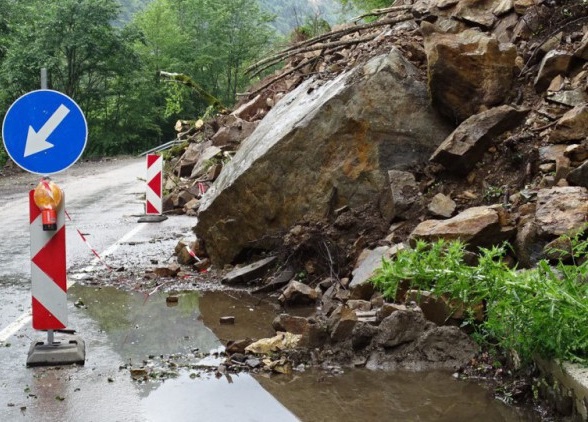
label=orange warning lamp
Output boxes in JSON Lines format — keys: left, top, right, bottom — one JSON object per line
{"left": 33, "top": 178, "right": 63, "bottom": 231}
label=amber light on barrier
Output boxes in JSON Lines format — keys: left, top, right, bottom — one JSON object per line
{"left": 33, "top": 178, "right": 63, "bottom": 231}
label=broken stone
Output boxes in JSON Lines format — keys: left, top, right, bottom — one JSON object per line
{"left": 220, "top": 316, "right": 235, "bottom": 325}
{"left": 376, "top": 302, "right": 409, "bottom": 322}
{"left": 430, "top": 105, "right": 529, "bottom": 175}
{"left": 226, "top": 338, "right": 253, "bottom": 354}
{"left": 351, "top": 321, "right": 379, "bottom": 351}
{"left": 153, "top": 264, "right": 181, "bottom": 278}
{"left": 410, "top": 206, "right": 514, "bottom": 250}
{"left": 245, "top": 332, "right": 302, "bottom": 354}
{"left": 299, "top": 319, "right": 329, "bottom": 348}
{"left": 189, "top": 145, "right": 222, "bottom": 179}
{"left": 221, "top": 256, "right": 276, "bottom": 285}
{"left": 428, "top": 193, "right": 456, "bottom": 218}
{"left": 546, "top": 90, "right": 588, "bottom": 108}
{"left": 278, "top": 280, "right": 319, "bottom": 305}
{"left": 349, "top": 246, "right": 393, "bottom": 300}
{"left": 388, "top": 170, "right": 421, "bottom": 219}
{"left": 567, "top": 161, "right": 588, "bottom": 188}
{"left": 210, "top": 115, "right": 257, "bottom": 148}
{"left": 548, "top": 105, "right": 588, "bottom": 144}
{"left": 534, "top": 50, "right": 573, "bottom": 93}
{"left": 422, "top": 25, "right": 517, "bottom": 123}
{"left": 375, "top": 309, "right": 429, "bottom": 348}
{"left": 535, "top": 187, "right": 588, "bottom": 238}
{"left": 328, "top": 305, "right": 358, "bottom": 342}
{"left": 346, "top": 300, "right": 372, "bottom": 312}
{"left": 252, "top": 266, "right": 295, "bottom": 294}
{"left": 414, "top": 326, "right": 478, "bottom": 367}
{"left": 272, "top": 314, "right": 309, "bottom": 335}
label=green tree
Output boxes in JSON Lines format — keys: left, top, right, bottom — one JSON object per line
{"left": 133, "top": 0, "right": 275, "bottom": 118}
{"left": 0, "top": 0, "right": 162, "bottom": 155}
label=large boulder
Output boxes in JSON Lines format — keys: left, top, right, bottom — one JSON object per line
{"left": 423, "top": 24, "right": 517, "bottom": 123}
{"left": 196, "top": 47, "right": 453, "bottom": 265}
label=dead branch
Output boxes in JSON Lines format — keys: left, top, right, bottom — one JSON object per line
{"left": 246, "top": 13, "right": 413, "bottom": 76}
{"left": 352, "top": 5, "right": 413, "bottom": 22}
{"left": 244, "top": 57, "right": 318, "bottom": 98}
{"left": 249, "top": 32, "right": 379, "bottom": 79}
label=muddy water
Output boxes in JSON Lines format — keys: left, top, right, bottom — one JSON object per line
{"left": 69, "top": 285, "right": 538, "bottom": 421}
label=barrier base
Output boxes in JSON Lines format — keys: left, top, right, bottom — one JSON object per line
{"left": 137, "top": 215, "right": 168, "bottom": 223}
{"left": 26, "top": 335, "right": 86, "bottom": 367}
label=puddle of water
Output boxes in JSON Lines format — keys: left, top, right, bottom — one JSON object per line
{"left": 67, "top": 285, "right": 538, "bottom": 421}
{"left": 142, "top": 370, "right": 298, "bottom": 422}
{"left": 255, "top": 369, "right": 536, "bottom": 422}
{"left": 68, "top": 285, "right": 220, "bottom": 362}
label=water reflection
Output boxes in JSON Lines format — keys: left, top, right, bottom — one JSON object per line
{"left": 68, "top": 285, "right": 220, "bottom": 362}
{"left": 255, "top": 369, "right": 535, "bottom": 422}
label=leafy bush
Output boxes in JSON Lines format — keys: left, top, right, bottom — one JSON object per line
{"left": 371, "top": 238, "right": 588, "bottom": 365}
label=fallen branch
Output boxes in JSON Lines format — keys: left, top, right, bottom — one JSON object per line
{"left": 246, "top": 13, "right": 413, "bottom": 76}
{"left": 158, "top": 70, "right": 228, "bottom": 113}
{"left": 244, "top": 56, "right": 319, "bottom": 98}
{"left": 352, "top": 4, "right": 413, "bottom": 22}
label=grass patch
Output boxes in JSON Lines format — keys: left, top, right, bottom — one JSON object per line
{"left": 370, "top": 238, "right": 588, "bottom": 366}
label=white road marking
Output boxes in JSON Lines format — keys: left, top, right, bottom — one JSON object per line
{"left": 0, "top": 223, "right": 148, "bottom": 342}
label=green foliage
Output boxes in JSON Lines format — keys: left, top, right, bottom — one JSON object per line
{"left": 134, "top": 0, "right": 274, "bottom": 116}
{"left": 0, "top": 145, "right": 7, "bottom": 168}
{"left": 371, "top": 238, "right": 588, "bottom": 366}
{"left": 258, "top": 0, "right": 353, "bottom": 35}
{"left": 338, "top": 0, "right": 395, "bottom": 13}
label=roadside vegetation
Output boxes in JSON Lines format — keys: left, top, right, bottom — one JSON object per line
{"left": 370, "top": 236, "right": 588, "bottom": 366}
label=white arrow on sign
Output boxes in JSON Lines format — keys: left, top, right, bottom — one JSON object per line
{"left": 24, "top": 104, "right": 70, "bottom": 157}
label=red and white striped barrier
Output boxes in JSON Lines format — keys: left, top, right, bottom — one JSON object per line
{"left": 29, "top": 191, "right": 67, "bottom": 330}
{"left": 146, "top": 154, "right": 163, "bottom": 215}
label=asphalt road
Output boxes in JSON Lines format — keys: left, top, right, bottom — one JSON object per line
{"left": 0, "top": 157, "right": 298, "bottom": 422}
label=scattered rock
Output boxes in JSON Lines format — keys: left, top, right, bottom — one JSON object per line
{"left": 423, "top": 25, "right": 517, "bottom": 123}
{"left": 535, "top": 187, "right": 588, "bottom": 238}
{"left": 245, "top": 332, "right": 302, "bottom": 354}
{"left": 220, "top": 316, "right": 235, "bottom": 325}
{"left": 428, "top": 193, "right": 456, "bottom": 218}
{"left": 278, "top": 280, "right": 319, "bottom": 306}
{"left": 430, "top": 105, "right": 529, "bottom": 175}
{"left": 410, "top": 206, "right": 514, "bottom": 250}
{"left": 221, "top": 256, "right": 277, "bottom": 285}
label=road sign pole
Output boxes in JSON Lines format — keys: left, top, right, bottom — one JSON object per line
{"left": 8, "top": 71, "right": 88, "bottom": 367}
{"left": 41, "top": 68, "right": 47, "bottom": 90}
{"left": 26, "top": 189, "right": 85, "bottom": 366}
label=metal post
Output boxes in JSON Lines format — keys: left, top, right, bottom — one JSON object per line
{"left": 41, "top": 68, "right": 47, "bottom": 90}
{"left": 41, "top": 68, "right": 54, "bottom": 347}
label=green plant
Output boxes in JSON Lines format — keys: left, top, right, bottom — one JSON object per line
{"left": 0, "top": 145, "right": 7, "bottom": 168}
{"left": 371, "top": 238, "right": 588, "bottom": 366}
{"left": 483, "top": 184, "right": 504, "bottom": 202}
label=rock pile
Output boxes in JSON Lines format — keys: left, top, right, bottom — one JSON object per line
{"left": 162, "top": 0, "right": 588, "bottom": 387}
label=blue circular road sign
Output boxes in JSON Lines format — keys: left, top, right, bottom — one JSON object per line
{"left": 2, "top": 89, "right": 87, "bottom": 175}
